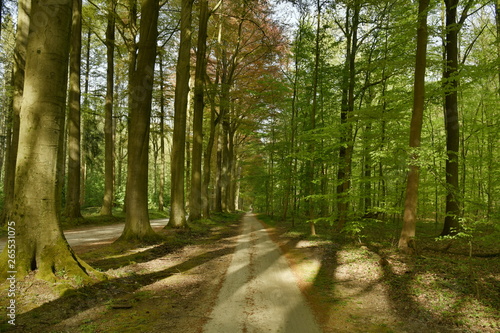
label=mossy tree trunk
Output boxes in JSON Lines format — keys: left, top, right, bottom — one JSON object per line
{"left": 0, "top": 0, "right": 101, "bottom": 282}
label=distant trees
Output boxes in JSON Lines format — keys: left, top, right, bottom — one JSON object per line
{"left": 255, "top": 0, "right": 499, "bottom": 241}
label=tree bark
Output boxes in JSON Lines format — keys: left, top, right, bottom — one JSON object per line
{"left": 337, "top": 2, "right": 359, "bottom": 231}
{"left": 120, "top": 0, "right": 159, "bottom": 241}
{"left": 399, "top": 0, "right": 429, "bottom": 253}
{"left": 221, "top": 118, "right": 230, "bottom": 212}
{"left": 215, "top": 129, "right": 223, "bottom": 212}
{"left": 65, "top": 0, "right": 83, "bottom": 219}
{"left": 228, "top": 126, "right": 236, "bottom": 212}
{"left": 306, "top": 0, "right": 322, "bottom": 236}
{"left": 441, "top": 0, "right": 462, "bottom": 236}
{"left": 169, "top": 0, "right": 193, "bottom": 228}
{"left": 158, "top": 52, "right": 166, "bottom": 212}
{"left": 0, "top": 0, "right": 30, "bottom": 225}
{"left": 100, "top": 0, "right": 116, "bottom": 217}
{"left": 202, "top": 96, "right": 219, "bottom": 217}
{"left": 282, "top": 13, "right": 305, "bottom": 223}
{"left": 124, "top": 0, "right": 138, "bottom": 211}
{"left": 0, "top": 0, "right": 3, "bottom": 38}
{"left": 496, "top": 0, "right": 500, "bottom": 95}
{"left": 189, "top": 0, "right": 209, "bottom": 222}
{"left": 80, "top": 27, "right": 92, "bottom": 207}
{"left": 0, "top": 0, "right": 101, "bottom": 281}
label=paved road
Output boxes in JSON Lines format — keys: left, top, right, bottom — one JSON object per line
{"left": 203, "top": 214, "right": 322, "bottom": 333}
{"left": 0, "top": 218, "right": 169, "bottom": 253}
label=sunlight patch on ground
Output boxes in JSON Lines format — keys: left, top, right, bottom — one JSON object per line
{"left": 410, "top": 272, "right": 499, "bottom": 329}
{"left": 335, "top": 248, "right": 383, "bottom": 283}
{"left": 295, "top": 255, "right": 322, "bottom": 284}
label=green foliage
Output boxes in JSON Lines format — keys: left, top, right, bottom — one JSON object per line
{"left": 341, "top": 219, "right": 367, "bottom": 241}
{"left": 83, "top": 172, "right": 105, "bottom": 208}
{"left": 256, "top": 213, "right": 281, "bottom": 227}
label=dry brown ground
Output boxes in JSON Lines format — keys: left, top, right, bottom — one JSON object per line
{"left": 0, "top": 219, "right": 240, "bottom": 333}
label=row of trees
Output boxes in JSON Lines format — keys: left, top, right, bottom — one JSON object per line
{"left": 246, "top": 0, "right": 499, "bottom": 251}
{"left": 0, "top": 0, "right": 285, "bottom": 281}
{"left": 0, "top": 0, "right": 498, "bottom": 281}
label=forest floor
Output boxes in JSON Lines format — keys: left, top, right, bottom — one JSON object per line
{"left": 261, "top": 214, "right": 500, "bottom": 333}
{"left": 0, "top": 211, "right": 499, "bottom": 332}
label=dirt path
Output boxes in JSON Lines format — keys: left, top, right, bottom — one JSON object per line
{"left": 0, "top": 218, "right": 169, "bottom": 252}
{"left": 203, "top": 214, "right": 322, "bottom": 333}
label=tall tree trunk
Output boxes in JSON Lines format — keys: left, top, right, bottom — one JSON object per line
{"left": 120, "top": 0, "right": 159, "bottom": 241}
{"left": 441, "top": 0, "right": 468, "bottom": 236}
{"left": 100, "top": 0, "right": 116, "bottom": 216}
{"left": 215, "top": 129, "right": 223, "bottom": 212}
{"left": 281, "top": 72, "right": 297, "bottom": 221}
{"left": 80, "top": 27, "right": 92, "bottom": 207}
{"left": 496, "top": 0, "right": 500, "bottom": 95}
{"left": 204, "top": 7, "right": 223, "bottom": 217}
{"left": 0, "top": 0, "right": 3, "bottom": 38}
{"left": 65, "top": 0, "right": 83, "bottom": 219}
{"left": 1, "top": 0, "right": 30, "bottom": 225}
{"left": 399, "top": 0, "right": 429, "bottom": 253}
{"left": 306, "top": 0, "right": 321, "bottom": 236}
{"left": 363, "top": 125, "right": 372, "bottom": 213}
{"left": 189, "top": 0, "right": 209, "bottom": 222}
{"left": 169, "top": 0, "right": 193, "bottom": 228}
{"left": 123, "top": 0, "right": 138, "bottom": 210}
{"left": 283, "top": 13, "right": 305, "bottom": 223}
{"left": 337, "top": 2, "right": 359, "bottom": 231}
{"left": 228, "top": 127, "right": 236, "bottom": 212}
{"left": 202, "top": 99, "right": 219, "bottom": 217}
{"left": 0, "top": 0, "right": 101, "bottom": 281}
{"left": 221, "top": 120, "right": 230, "bottom": 212}
{"left": 158, "top": 52, "right": 166, "bottom": 212}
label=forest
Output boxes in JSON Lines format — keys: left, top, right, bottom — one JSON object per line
{"left": 0, "top": 0, "right": 499, "bottom": 331}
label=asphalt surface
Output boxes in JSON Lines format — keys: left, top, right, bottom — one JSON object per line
{"left": 0, "top": 218, "right": 169, "bottom": 253}
{"left": 203, "top": 214, "right": 322, "bottom": 333}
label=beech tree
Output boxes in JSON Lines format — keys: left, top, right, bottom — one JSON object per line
{"left": 189, "top": 0, "right": 210, "bottom": 222}
{"left": 65, "top": 0, "right": 83, "bottom": 219}
{"left": 120, "top": 0, "right": 160, "bottom": 240}
{"left": 0, "top": 0, "right": 100, "bottom": 281}
{"left": 170, "top": 0, "right": 193, "bottom": 228}
{"left": 441, "top": 0, "right": 474, "bottom": 236}
{"left": 399, "top": 0, "right": 430, "bottom": 253}
{"left": 336, "top": 0, "right": 360, "bottom": 231}
{"left": 0, "top": 0, "right": 29, "bottom": 225}
{"left": 100, "top": 0, "right": 116, "bottom": 217}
